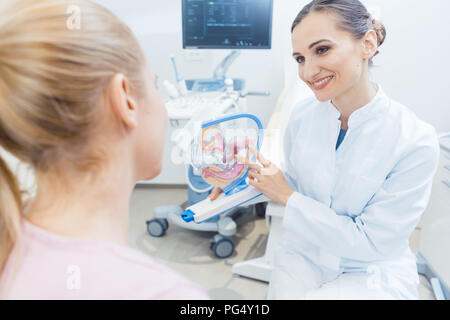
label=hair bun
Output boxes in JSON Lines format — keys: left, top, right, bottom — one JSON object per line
{"left": 372, "top": 19, "right": 386, "bottom": 47}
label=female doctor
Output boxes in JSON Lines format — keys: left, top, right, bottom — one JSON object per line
{"left": 211, "top": 0, "right": 440, "bottom": 299}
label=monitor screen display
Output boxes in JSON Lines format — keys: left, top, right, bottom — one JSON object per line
{"left": 182, "top": 0, "right": 273, "bottom": 49}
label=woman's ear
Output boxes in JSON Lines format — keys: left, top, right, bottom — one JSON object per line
{"left": 109, "top": 73, "right": 139, "bottom": 130}
{"left": 362, "top": 29, "right": 378, "bottom": 60}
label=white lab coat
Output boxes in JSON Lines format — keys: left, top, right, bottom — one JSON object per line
{"left": 267, "top": 84, "right": 440, "bottom": 299}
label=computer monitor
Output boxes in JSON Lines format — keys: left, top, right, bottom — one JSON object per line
{"left": 182, "top": 0, "right": 273, "bottom": 50}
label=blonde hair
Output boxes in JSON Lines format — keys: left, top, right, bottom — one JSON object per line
{"left": 0, "top": 0, "right": 147, "bottom": 278}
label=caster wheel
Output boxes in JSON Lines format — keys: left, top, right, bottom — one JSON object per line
{"left": 146, "top": 218, "right": 168, "bottom": 237}
{"left": 210, "top": 235, "right": 234, "bottom": 259}
{"left": 255, "top": 202, "right": 268, "bottom": 218}
{"left": 159, "top": 218, "right": 169, "bottom": 231}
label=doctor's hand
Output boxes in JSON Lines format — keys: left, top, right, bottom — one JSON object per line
{"left": 209, "top": 186, "right": 223, "bottom": 201}
{"left": 238, "top": 146, "right": 294, "bottom": 206}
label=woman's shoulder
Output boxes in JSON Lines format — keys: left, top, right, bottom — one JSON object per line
{"left": 285, "top": 96, "right": 323, "bottom": 133}
{"left": 92, "top": 242, "right": 209, "bottom": 300}
{"left": 2, "top": 220, "right": 208, "bottom": 299}
{"left": 384, "top": 95, "right": 439, "bottom": 146}
{"left": 380, "top": 94, "right": 440, "bottom": 164}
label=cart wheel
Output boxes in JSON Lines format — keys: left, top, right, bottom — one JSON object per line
{"left": 159, "top": 218, "right": 169, "bottom": 231}
{"left": 210, "top": 235, "right": 234, "bottom": 259}
{"left": 255, "top": 202, "right": 268, "bottom": 218}
{"left": 146, "top": 218, "right": 168, "bottom": 237}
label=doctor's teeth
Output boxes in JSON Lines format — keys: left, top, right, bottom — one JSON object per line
{"left": 314, "top": 76, "right": 333, "bottom": 86}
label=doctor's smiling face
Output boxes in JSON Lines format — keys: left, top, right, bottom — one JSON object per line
{"left": 291, "top": 10, "right": 378, "bottom": 102}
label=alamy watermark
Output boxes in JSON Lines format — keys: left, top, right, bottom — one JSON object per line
{"left": 66, "top": 264, "right": 81, "bottom": 290}
{"left": 170, "top": 124, "right": 284, "bottom": 173}
{"left": 66, "top": 5, "right": 81, "bottom": 30}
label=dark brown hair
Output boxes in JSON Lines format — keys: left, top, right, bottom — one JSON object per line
{"left": 292, "top": 0, "right": 386, "bottom": 65}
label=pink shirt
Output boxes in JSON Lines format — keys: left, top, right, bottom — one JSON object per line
{"left": 0, "top": 219, "right": 209, "bottom": 300}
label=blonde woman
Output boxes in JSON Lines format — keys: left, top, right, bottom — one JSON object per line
{"left": 0, "top": 0, "right": 208, "bottom": 299}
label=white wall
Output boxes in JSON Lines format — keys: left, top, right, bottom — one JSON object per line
{"left": 364, "top": 0, "right": 450, "bottom": 133}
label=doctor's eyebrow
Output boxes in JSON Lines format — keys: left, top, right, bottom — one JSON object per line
{"left": 292, "top": 39, "right": 333, "bottom": 57}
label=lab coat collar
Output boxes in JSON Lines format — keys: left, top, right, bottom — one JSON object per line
{"left": 327, "top": 83, "right": 390, "bottom": 129}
